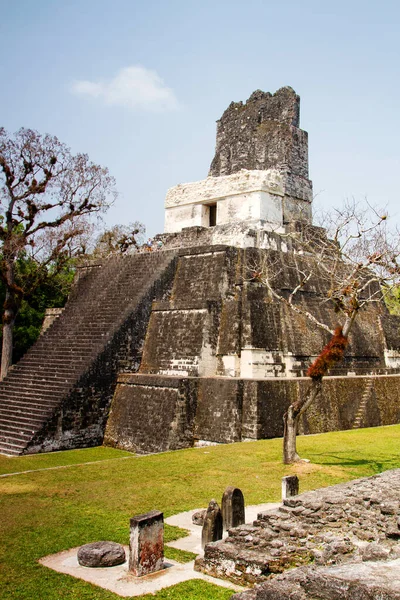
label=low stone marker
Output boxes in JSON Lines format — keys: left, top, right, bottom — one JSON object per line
{"left": 282, "top": 475, "right": 299, "bottom": 500}
{"left": 129, "top": 510, "right": 164, "bottom": 576}
{"left": 202, "top": 499, "right": 223, "bottom": 548}
{"left": 77, "top": 541, "right": 126, "bottom": 567}
{"left": 222, "top": 486, "right": 245, "bottom": 531}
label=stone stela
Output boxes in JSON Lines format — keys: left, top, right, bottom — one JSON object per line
{"left": 221, "top": 486, "right": 245, "bottom": 531}
{"left": 201, "top": 500, "right": 223, "bottom": 549}
{"left": 129, "top": 510, "right": 164, "bottom": 577}
{"left": 282, "top": 475, "right": 299, "bottom": 500}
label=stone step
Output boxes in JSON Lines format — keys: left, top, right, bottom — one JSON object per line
{"left": 0, "top": 397, "right": 64, "bottom": 411}
{"left": 29, "top": 341, "right": 99, "bottom": 350}
{"left": 11, "top": 359, "right": 83, "bottom": 372}
{"left": 3, "top": 371, "right": 77, "bottom": 384}
{"left": 0, "top": 430, "right": 32, "bottom": 444}
{"left": 0, "top": 414, "right": 44, "bottom": 428}
{"left": 21, "top": 352, "right": 90, "bottom": 363}
{"left": 0, "top": 387, "right": 65, "bottom": 401}
{"left": 0, "top": 397, "right": 58, "bottom": 413}
{"left": 0, "top": 441, "right": 24, "bottom": 455}
{"left": 32, "top": 339, "right": 102, "bottom": 348}
{"left": 0, "top": 405, "right": 52, "bottom": 419}
{"left": 2, "top": 374, "right": 76, "bottom": 388}
{"left": 0, "top": 395, "right": 65, "bottom": 408}
{"left": 1, "top": 375, "right": 71, "bottom": 387}
{"left": 35, "top": 341, "right": 103, "bottom": 350}
{"left": 0, "top": 421, "right": 38, "bottom": 436}
{"left": 1, "top": 379, "right": 70, "bottom": 391}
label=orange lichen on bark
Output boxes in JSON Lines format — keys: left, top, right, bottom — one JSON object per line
{"left": 307, "top": 326, "right": 348, "bottom": 380}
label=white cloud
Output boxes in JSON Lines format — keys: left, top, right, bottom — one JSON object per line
{"left": 71, "top": 65, "right": 179, "bottom": 112}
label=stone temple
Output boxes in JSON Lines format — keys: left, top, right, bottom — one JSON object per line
{"left": 1, "top": 86, "right": 400, "bottom": 456}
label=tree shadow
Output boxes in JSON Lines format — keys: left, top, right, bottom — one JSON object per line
{"left": 306, "top": 452, "right": 400, "bottom": 473}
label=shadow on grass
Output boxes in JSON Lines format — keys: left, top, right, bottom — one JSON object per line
{"left": 306, "top": 452, "right": 400, "bottom": 474}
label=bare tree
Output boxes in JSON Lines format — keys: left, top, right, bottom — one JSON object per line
{"left": 249, "top": 202, "right": 400, "bottom": 463}
{"left": 91, "top": 222, "right": 145, "bottom": 258}
{"left": 0, "top": 127, "right": 117, "bottom": 379}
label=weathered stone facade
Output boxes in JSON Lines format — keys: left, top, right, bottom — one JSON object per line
{"left": 209, "top": 87, "right": 312, "bottom": 214}
{"left": 164, "top": 87, "right": 313, "bottom": 235}
{"left": 105, "top": 371, "right": 400, "bottom": 454}
{"left": 104, "top": 243, "right": 400, "bottom": 454}
{"left": 195, "top": 469, "right": 400, "bottom": 597}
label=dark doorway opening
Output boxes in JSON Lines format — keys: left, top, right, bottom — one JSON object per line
{"left": 209, "top": 203, "right": 217, "bottom": 227}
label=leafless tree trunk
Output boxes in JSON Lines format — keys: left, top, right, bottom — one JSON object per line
{"left": 283, "top": 380, "right": 322, "bottom": 463}
{"left": 1, "top": 299, "right": 15, "bottom": 380}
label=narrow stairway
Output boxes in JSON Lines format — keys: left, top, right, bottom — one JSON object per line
{"left": 352, "top": 378, "right": 374, "bottom": 429}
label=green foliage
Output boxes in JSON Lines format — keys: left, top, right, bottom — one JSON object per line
{"left": 0, "top": 256, "right": 75, "bottom": 362}
{"left": 384, "top": 285, "right": 400, "bottom": 315}
{"left": 1, "top": 427, "right": 400, "bottom": 599}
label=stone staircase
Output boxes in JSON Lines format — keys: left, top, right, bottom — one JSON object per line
{"left": 0, "top": 250, "right": 177, "bottom": 455}
{"left": 352, "top": 378, "right": 374, "bottom": 429}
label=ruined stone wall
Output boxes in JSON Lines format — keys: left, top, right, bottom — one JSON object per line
{"left": 199, "top": 469, "right": 400, "bottom": 592}
{"left": 208, "top": 87, "right": 313, "bottom": 215}
{"left": 209, "top": 88, "right": 304, "bottom": 177}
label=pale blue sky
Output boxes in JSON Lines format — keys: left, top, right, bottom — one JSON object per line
{"left": 1, "top": 0, "right": 399, "bottom": 236}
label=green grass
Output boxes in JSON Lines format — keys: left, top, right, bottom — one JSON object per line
{"left": 0, "top": 446, "right": 133, "bottom": 476}
{"left": 1, "top": 425, "right": 400, "bottom": 599}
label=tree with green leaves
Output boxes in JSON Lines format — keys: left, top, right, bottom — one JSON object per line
{"left": 0, "top": 255, "right": 75, "bottom": 364}
{"left": 0, "top": 127, "right": 117, "bottom": 379}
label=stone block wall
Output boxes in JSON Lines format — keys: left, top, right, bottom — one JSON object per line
{"left": 194, "top": 379, "right": 244, "bottom": 443}
{"left": 106, "top": 373, "right": 400, "bottom": 454}
{"left": 102, "top": 244, "right": 400, "bottom": 455}
{"left": 104, "top": 374, "right": 198, "bottom": 453}
{"left": 139, "top": 246, "right": 238, "bottom": 377}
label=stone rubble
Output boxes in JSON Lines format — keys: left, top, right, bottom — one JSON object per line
{"left": 195, "top": 469, "right": 400, "bottom": 590}
{"left": 192, "top": 509, "right": 207, "bottom": 526}
{"left": 231, "top": 558, "right": 400, "bottom": 600}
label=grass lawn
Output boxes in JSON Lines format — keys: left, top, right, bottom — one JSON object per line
{"left": 1, "top": 425, "right": 400, "bottom": 599}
